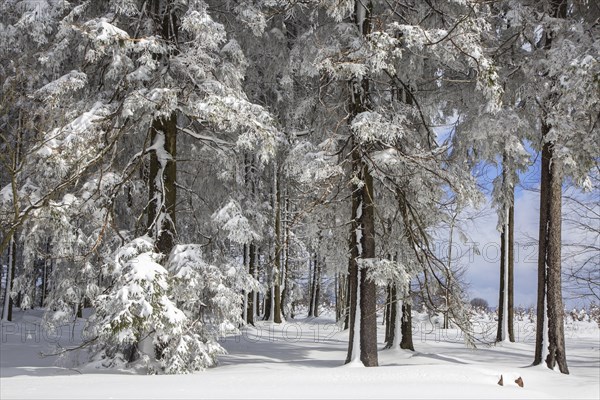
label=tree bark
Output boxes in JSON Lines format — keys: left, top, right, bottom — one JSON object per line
{"left": 2, "top": 236, "right": 16, "bottom": 321}
{"left": 273, "top": 164, "right": 282, "bottom": 323}
{"left": 147, "top": 113, "right": 177, "bottom": 256}
{"left": 384, "top": 284, "right": 396, "bottom": 348}
{"left": 281, "top": 197, "right": 291, "bottom": 320}
{"left": 314, "top": 254, "right": 321, "bottom": 318}
{"left": 534, "top": 0, "right": 569, "bottom": 374}
{"left": 534, "top": 128, "right": 551, "bottom": 365}
{"left": 508, "top": 196, "right": 515, "bottom": 342}
{"left": 247, "top": 244, "right": 256, "bottom": 325}
{"left": 147, "top": 0, "right": 178, "bottom": 257}
{"left": 359, "top": 162, "right": 378, "bottom": 366}
{"left": 345, "top": 155, "right": 361, "bottom": 363}
{"left": 545, "top": 145, "right": 568, "bottom": 373}
{"left": 308, "top": 254, "right": 314, "bottom": 317}
{"left": 496, "top": 224, "right": 507, "bottom": 342}
{"left": 400, "top": 301, "right": 414, "bottom": 351}
{"left": 345, "top": 0, "right": 378, "bottom": 367}
{"left": 497, "top": 153, "right": 514, "bottom": 343}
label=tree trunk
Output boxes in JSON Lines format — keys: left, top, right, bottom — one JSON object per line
{"left": 248, "top": 244, "right": 256, "bottom": 325}
{"left": 147, "top": 113, "right": 177, "bottom": 256}
{"left": 308, "top": 253, "right": 320, "bottom": 317}
{"left": 400, "top": 301, "right": 414, "bottom": 351}
{"left": 263, "top": 278, "right": 272, "bottom": 321}
{"left": 359, "top": 162, "right": 378, "bottom": 366}
{"left": 508, "top": 195, "right": 515, "bottom": 342}
{"left": 534, "top": 128, "right": 551, "bottom": 365}
{"left": 2, "top": 236, "right": 16, "bottom": 321}
{"left": 545, "top": 153, "right": 567, "bottom": 372}
{"left": 497, "top": 153, "right": 514, "bottom": 343}
{"left": 534, "top": 0, "right": 569, "bottom": 374}
{"left": 384, "top": 284, "right": 396, "bottom": 348}
{"left": 346, "top": 0, "right": 378, "bottom": 367}
{"left": 313, "top": 255, "right": 321, "bottom": 318}
{"left": 496, "top": 221, "right": 507, "bottom": 342}
{"left": 345, "top": 158, "right": 361, "bottom": 363}
{"left": 308, "top": 255, "right": 314, "bottom": 317}
{"left": 273, "top": 164, "right": 282, "bottom": 323}
{"left": 281, "top": 197, "right": 290, "bottom": 320}
{"left": 344, "top": 263, "right": 351, "bottom": 330}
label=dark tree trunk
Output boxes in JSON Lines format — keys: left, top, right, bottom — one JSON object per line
{"left": 314, "top": 255, "right": 321, "bottom": 318}
{"left": 263, "top": 276, "right": 272, "bottom": 321}
{"left": 345, "top": 0, "right": 377, "bottom": 367}
{"left": 508, "top": 196, "right": 515, "bottom": 342}
{"left": 4, "top": 237, "right": 16, "bottom": 321}
{"left": 400, "top": 302, "right": 414, "bottom": 351}
{"left": 496, "top": 226, "right": 506, "bottom": 342}
{"left": 147, "top": 113, "right": 177, "bottom": 256}
{"left": 534, "top": 0, "right": 569, "bottom": 374}
{"left": 308, "top": 255, "right": 314, "bottom": 317}
{"left": 535, "top": 130, "right": 551, "bottom": 365}
{"left": 545, "top": 145, "right": 568, "bottom": 373}
{"left": 273, "top": 165, "right": 282, "bottom": 323}
{"left": 359, "top": 164, "right": 378, "bottom": 366}
{"left": 147, "top": 0, "right": 178, "bottom": 257}
{"left": 247, "top": 244, "right": 256, "bottom": 325}
{"left": 497, "top": 153, "right": 514, "bottom": 343}
{"left": 308, "top": 253, "right": 320, "bottom": 317}
{"left": 345, "top": 161, "right": 360, "bottom": 363}
{"left": 384, "top": 284, "right": 396, "bottom": 349}
{"left": 335, "top": 273, "right": 346, "bottom": 323}
{"left": 281, "top": 197, "right": 291, "bottom": 320}
{"left": 344, "top": 264, "right": 351, "bottom": 330}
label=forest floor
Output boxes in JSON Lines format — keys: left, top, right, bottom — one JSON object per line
{"left": 0, "top": 309, "right": 598, "bottom": 399}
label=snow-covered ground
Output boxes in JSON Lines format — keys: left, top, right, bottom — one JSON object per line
{"left": 1, "top": 309, "right": 598, "bottom": 399}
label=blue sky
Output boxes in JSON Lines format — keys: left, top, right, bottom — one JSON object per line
{"left": 434, "top": 127, "right": 598, "bottom": 310}
{"left": 443, "top": 154, "right": 597, "bottom": 310}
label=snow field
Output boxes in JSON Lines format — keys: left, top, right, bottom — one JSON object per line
{"left": 1, "top": 309, "right": 598, "bottom": 399}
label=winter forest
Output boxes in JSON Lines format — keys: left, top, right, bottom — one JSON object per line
{"left": 0, "top": 0, "right": 598, "bottom": 398}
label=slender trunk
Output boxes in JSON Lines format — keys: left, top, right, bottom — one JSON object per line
{"left": 344, "top": 263, "right": 351, "bottom": 330}
{"left": 281, "top": 197, "right": 290, "bottom": 319}
{"left": 345, "top": 162, "right": 360, "bottom": 362}
{"left": 384, "top": 284, "right": 392, "bottom": 344}
{"left": 243, "top": 244, "right": 248, "bottom": 324}
{"left": 314, "top": 255, "right": 321, "bottom": 318}
{"left": 2, "top": 236, "right": 15, "bottom": 321}
{"left": 335, "top": 274, "right": 340, "bottom": 322}
{"left": 273, "top": 164, "right": 282, "bottom": 323}
{"left": 309, "top": 253, "right": 319, "bottom": 317}
{"left": 308, "top": 256, "right": 314, "bottom": 317}
{"left": 392, "top": 298, "right": 402, "bottom": 349}
{"left": 247, "top": 244, "right": 256, "bottom": 325}
{"left": 41, "top": 239, "right": 50, "bottom": 308}
{"left": 443, "top": 217, "right": 456, "bottom": 330}
{"left": 497, "top": 153, "right": 513, "bottom": 343}
{"left": 348, "top": 269, "right": 362, "bottom": 363}
{"left": 385, "top": 284, "right": 396, "bottom": 348}
{"left": 502, "top": 204, "right": 509, "bottom": 341}
{"left": 3, "top": 112, "right": 21, "bottom": 322}
{"left": 496, "top": 215, "right": 507, "bottom": 342}
{"left": 508, "top": 193, "right": 515, "bottom": 342}
{"left": 534, "top": 131, "right": 551, "bottom": 365}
